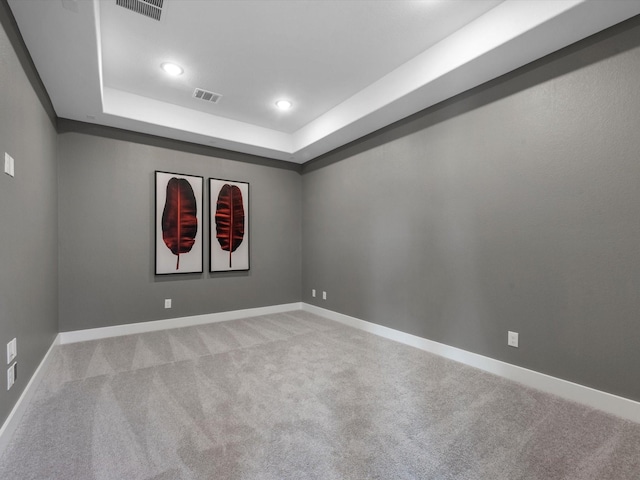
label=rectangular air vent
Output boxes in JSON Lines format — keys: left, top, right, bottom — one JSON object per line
{"left": 193, "top": 88, "right": 223, "bottom": 104}
{"left": 116, "top": 0, "right": 163, "bottom": 21}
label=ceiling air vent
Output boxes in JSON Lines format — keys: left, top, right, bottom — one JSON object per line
{"left": 116, "top": 0, "right": 163, "bottom": 21}
{"left": 193, "top": 88, "right": 223, "bottom": 104}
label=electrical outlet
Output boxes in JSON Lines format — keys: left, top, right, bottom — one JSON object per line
{"left": 4, "top": 152, "right": 15, "bottom": 177}
{"left": 311, "top": 289, "right": 316, "bottom": 297}
{"left": 322, "top": 291, "right": 327, "bottom": 300}
{"left": 7, "top": 338, "right": 17, "bottom": 364}
{"left": 508, "top": 331, "right": 519, "bottom": 348}
{"left": 7, "top": 363, "right": 16, "bottom": 390}
{"left": 164, "top": 299, "right": 172, "bottom": 309}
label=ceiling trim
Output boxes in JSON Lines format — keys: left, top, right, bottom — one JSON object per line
{"left": 56, "top": 118, "right": 302, "bottom": 172}
{"left": 93, "top": 0, "right": 640, "bottom": 163}
{"left": 0, "top": 0, "right": 56, "bottom": 125}
{"left": 8, "top": 0, "right": 640, "bottom": 164}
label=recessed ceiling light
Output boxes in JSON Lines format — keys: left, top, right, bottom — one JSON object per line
{"left": 275, "top": 99, "right": 293, "bottom": 111}
{"left": 161, "top": 62, "right": 184, "bottom": 76}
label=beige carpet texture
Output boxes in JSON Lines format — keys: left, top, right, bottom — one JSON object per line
{"left": 1, "top": 310, "right": 639, "bottom": 479}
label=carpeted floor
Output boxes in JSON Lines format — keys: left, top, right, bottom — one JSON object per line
{"left": 1, "top": 310, "right": 639, "bottom": 479}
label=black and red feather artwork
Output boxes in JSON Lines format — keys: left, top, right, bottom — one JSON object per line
{"left": 215, "top": 183, "right": 245, "bottom": 268}
{"left": 162, "top": 177, "right": 198, "bottom": 269}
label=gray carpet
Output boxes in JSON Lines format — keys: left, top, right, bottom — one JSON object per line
{"left": 1, "top": 310, "right": 639, "bottom": 479}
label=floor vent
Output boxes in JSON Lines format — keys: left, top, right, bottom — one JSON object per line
{"left": 193, "top": 88, "right": 223, "bottom": 104}
{"left": 116, "top": 0, "right": 163, "bottom": 21}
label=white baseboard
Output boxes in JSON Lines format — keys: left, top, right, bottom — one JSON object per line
{"left": 2, "top": 303, "right": 303, "bottom": 455}
{"left": 303, "top": 303, "right": 640, "bottom": 424}
{"left": 6, "top": 301, "right": 637, "bottom": 461}
{"left": 58, "top": 303, "right": 303, "bottom": 345}
{"left": 0, "top": 334, "right": 60, "bottom": 457}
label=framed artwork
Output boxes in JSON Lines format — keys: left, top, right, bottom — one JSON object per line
{"left": 209, "top": 178, "right": 250, "bottom": 272}
{"left": 155, "top": 171, "right": 204, "bottom": 274}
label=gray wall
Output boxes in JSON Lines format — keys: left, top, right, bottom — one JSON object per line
{"left": 3, "top": 0, "right": 640, "bottom": 431}
{"left": 0, "top": 19, "right": 58, "bottom": 426}
{"left": 302, "top": 16, "right": 640, "bottom": 402}
{"left": 57, "top": 129, "right": 301, "bottom": 332}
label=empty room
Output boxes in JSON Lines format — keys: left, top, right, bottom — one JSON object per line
{"left": 2, "top": 0, "right": 640, "bottom": 478}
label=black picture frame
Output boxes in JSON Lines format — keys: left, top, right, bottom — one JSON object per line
{"left": 155, "top": 171, "right": 204, "bottom": 275}
{"left": 209, "top": 178, "right": 250, "bottom": 272}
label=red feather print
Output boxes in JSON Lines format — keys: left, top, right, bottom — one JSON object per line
{"left": 162, "top": 178, "right": 198, "bottom": 269}
{"left": 215, "top": 184, "right": 245, "bottom": 267}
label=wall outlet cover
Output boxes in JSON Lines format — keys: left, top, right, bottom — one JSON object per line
{"left": 7, "top": 363, "right": 15, "bottom": 390}
{"left": 312, "top": 289, "right": 316, "bottom": 297}
{"left": 508, "top": 331, "right": 519, "bottom": 348}
{"left": 7, "top": 338, "right": 17, "bottom": 364}
{"left": 322, "top": 291, "right": 327, "bottom": 300}
{"left": 164, "top": 299, "right": 172, "bottom": 309}
{"left": 4, "top": 152, "right": 15, "bottom": 177}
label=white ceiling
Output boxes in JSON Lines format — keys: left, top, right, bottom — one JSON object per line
{"left": 8, "top": 0, "right": 640, "bottom": 163}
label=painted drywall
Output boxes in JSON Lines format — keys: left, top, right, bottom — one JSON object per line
{"left": 302, "top": 15, "right": 640, "bottom": 402}
{"left": 0, "top": 18, "right": 58, "bottom": 426}
{"left": 57, "top": 129, "right": 301, "bottom": 332}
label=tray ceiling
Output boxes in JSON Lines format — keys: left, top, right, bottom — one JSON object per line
{"left": 8, "top": 0, "right": 640, "bottom": 163}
